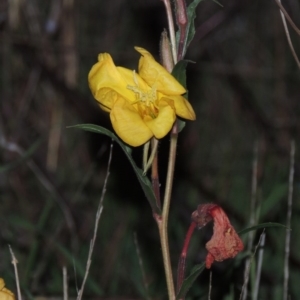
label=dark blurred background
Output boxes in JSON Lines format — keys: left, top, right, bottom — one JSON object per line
{"left": 1, "top": 0, "right": 300, "bottom": 299}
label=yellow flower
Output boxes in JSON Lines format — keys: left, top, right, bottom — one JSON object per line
{"left": 0, "top": 278, "right": 15, "bottom": 300}
{"left": 88, "top": 47, "right": 196, "bottom": 147}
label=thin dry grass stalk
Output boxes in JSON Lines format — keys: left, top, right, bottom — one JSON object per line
{"left": 63, "top": 266, "right": 68, "bottom": 300}
{"left": 8, "top": 245, "right": 22, "bottom": 300}
{"left": 76, "top": 143, "right": 113, "bottom": 300}
{"left": 274, "top": 0, "right": 300, "bottom": 36}
{"left": 277, "top": 0, "right": 300, "bottom": 69}
{"left": 240, "top": 230, "right": 266, "bottom": 300}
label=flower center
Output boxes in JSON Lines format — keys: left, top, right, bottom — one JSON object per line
{"left": 127, "top": 71, "right": 158, "bottom": 119}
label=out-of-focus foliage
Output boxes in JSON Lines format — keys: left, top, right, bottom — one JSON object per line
{"left": 1, "top": 0, "right": 300, "bottom": 299}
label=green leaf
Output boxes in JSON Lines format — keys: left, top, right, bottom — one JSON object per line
{"left": 185, "top": 0, "right": 205, "bottom": 48}
{"left": 239, "top": 222, "right": 289, "bottom": 235}
{"left": 176, "top": 0, "right": 205, "bottom": 58}
{"left": 68, "top": 124, "right": 161, "bottom": 215}
{"left": 211, "top": 0, "right": 223, "bottom": 7}
{"left": 0, "top": 139, "right": 42, "bottom": 173}
{"left": 172, "top": 60, "right": 190, "bottom": 89}
{"left": 176, "top": 0, "right": 223, "bottom": 58}
{"left": 176, "top": 263, "right": 205, "bottom": 299}
{"left": 172, "top": 60, "right": 191, "bottom": 133}
{"left": 177, "top": 119, "right": 186, "bottom": 133}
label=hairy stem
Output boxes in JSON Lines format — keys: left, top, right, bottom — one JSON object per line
{"left": 155, "top": 122, "right": 179, "bottom": 300}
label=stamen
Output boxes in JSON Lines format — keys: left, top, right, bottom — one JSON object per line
{"left": 126, "top": 71, "right": 159, "bottom": 119}
{"left": 126, "top": 71, "right": 157, "bottom": 105}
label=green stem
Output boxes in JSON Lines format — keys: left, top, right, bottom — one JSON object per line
{"left": 156, "top": 122, "right": 179, "bottom": 300}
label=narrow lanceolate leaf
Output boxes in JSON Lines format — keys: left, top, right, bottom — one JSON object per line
{"left": 239, "top": 222, "right": 289, "bottom": 236}
{"left": 176, "top": 263, "right": 205, "bottom": 299}
{"left": 211, "top": 0, "right": 224, "bottom": 7}
{"left": 69, "top": 124, "right": 161, "bottom": 215}
{"left": 185, "top": 0, "right": 205, "bottom": 48}
{"left": 176, "top": 0, "right": 205, "bottom": 58}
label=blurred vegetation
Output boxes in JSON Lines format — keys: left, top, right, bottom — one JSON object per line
{"left": 1, "top": 0, "right": 300, "bottom": 299}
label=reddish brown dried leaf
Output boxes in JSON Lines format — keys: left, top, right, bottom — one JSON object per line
{"left": 205, "top": 206, "right": 244, "bottom": 269}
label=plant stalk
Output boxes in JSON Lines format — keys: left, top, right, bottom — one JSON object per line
{"left": 177, "top": 221, "right": 197, "bottom": 294}
{"left": 155, "top": 122, "right": 179, "bottom": 300}
{"left": 161, "top": 0, "right": 177, "bottom": 63}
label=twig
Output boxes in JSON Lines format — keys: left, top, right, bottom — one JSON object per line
{"left": 239, "top": 230, "right": 265, "bottom": 300}
{"left": 277, "top": 0, "right": 300, "bottom": 69}
{"left": 274, "top": 0, "right": 300, "bottom": 36}
{"left": 134, "top": 233, "right": 151, "bottom": 300}
{"left": 76, "top": 143, "right": 113, "bottom": 300}
{"left": 253, "top": 232, "right": 265, "bottom": 300}
{"left": 8, "top": 246, "right": 22, "bottom": 300}
{"left": 63, "top": 266, "right": 68, "bottom": 300}
{"left": 283, "top": 141, "right": 295, "bottom": 300}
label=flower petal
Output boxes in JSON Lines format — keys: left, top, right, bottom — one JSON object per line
{"left": 117, "top": 67, "right": 152, "bottom": 102}
{"left": 0, "top": 278, "right": 15, "bottom": 300}
{"left": 88, "top": 53, "right": 134, "bottom": 107}
{"left": 135, "top": 47, "right": 186, "bottom": 96}
{"left": 110, "top": 97, "right": 153, "bottom": 147}
{"left": 144, "top": 99, "right": 176, "bottom": 139}
{"left": 162, "top": 94, "right": 196, "bottom": 120}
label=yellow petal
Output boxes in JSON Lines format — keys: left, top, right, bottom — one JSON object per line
{"left": 117, "top": 67, "right": 151, "bottom": 102}
{"left": 88, "top": 53, "right": 134, "bottom": 107}
{"left": 94, "top": 87, "right": 118, "bottom": 111}
{"left": 110, "top": 97, "right": 153, "bottom": 147}
{"left": 135, "top": 47, "right": 186, "bottom": 96}
{"left": 98, "top": 102, "right": 111, "bottom": 113}
{"left": 163, "top": 94, "right": 196, "bottom": 120}
{"left": 144, "top": 99, "right": 176, "bottom": 139}
{"left": 0, "top": 279, "right": 15, "bottom": 300}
